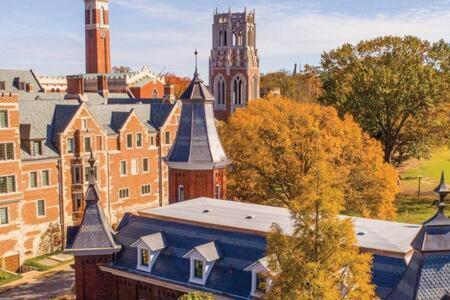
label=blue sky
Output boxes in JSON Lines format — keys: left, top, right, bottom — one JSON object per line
{"left": 0, "top": 0, "right": 449, "bottom": 77}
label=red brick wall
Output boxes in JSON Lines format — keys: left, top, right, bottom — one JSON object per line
{"left": 129, "top": 81, "right": 164, "bottom": 99}
{"left": 75, "top": 255, "right": 113, "bottom": 300}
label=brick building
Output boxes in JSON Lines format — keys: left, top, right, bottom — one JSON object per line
{"left": 0, "top": 90, "right": 180, "bottom": 272}
{"left": 209, "top": 9, "right": 260, "bottom": 120}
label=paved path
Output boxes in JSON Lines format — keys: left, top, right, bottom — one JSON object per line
{"left": 0, "top": 264, "right": 74, "bottom": 300}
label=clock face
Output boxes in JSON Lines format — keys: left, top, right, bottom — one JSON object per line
{"left": 100, "top": 31, "right": 106, "bottom": 39}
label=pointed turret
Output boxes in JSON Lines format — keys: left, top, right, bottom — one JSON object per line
{"left": 166, "top": 51, "right": 230, "bottom": 203}
{"left": 65, "top": 150, "right": 121, "bottom": 254}
{"left": 387, "top": 172, "right": 450, "bottom": 299}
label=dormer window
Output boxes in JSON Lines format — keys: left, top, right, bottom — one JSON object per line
{"left": 131, "top": 232, "right": 166, "bottom": 273}
{"left": 31, "top": 140, "right": 42, "bottom": 156}
{"left": 245, "top": 256, "right": 273, "bottom": 297}
{"left": 183, "top": 242, "right": 220, "bottom": 285}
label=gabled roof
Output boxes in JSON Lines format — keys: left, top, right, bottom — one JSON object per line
{"left": 131, "top": 232, "right": 166, "bottom": 252}
{"left": 166, "top": 72, "right": 229, "bottom": 169}
{"left": 183, "top": 241, "right": 221, "bottom": 263}
{"left": 244, "top": 256, "right": 270, "bottom": 272}
{"left": 0, "top": 69, "right": 43, "bottom": 92}
{"left": 65, "top": 155, "right": 121, "bottom": 255}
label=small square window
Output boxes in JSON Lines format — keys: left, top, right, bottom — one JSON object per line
{"left": 136, "top": 133, "right": 142, "bottom": 147}
{"left": 41, "top": 170, "right": 50, "bottom": 186}
{"left": 126, "top": 134, "right": 133, "bottom": 148}
{"left": 194, "top": 260, "right": 203, "bottom": 279}
{"left": 0, "top": 207, "right": 8, "bottom": 225}
{"left": 29, "top": 172, "right": 38, "bottom": 188}
{"left": 0, "top": 111, "right": 8, "bottom": 128}
{"left": 37, "top": 200, "right": 45, "bottom": 217}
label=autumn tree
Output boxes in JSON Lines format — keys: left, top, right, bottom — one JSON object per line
{"left": 320, "top": 36, "right": 450, "bottom": 165}
{"left": 260, "top": 66, "right": 323, "bottom": 102}
{"left": 220, "top": 97, "right": 398, "bottom": 219}
{"left": 266, "top": 176, "right": 375, "bottom": 299}
{"left": 165, "top": 73, "right": 191, "bottom": 98}
{"left": 178, "top": 292, "right": 214, "bottom": 300}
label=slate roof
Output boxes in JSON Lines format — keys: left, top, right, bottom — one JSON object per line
{"left": 166, "top": 72, "right": 229, "bottom": 168}
{"left": 131, "top": 232, "right": 166, "bottom": 251}
{"left": 0, "top": 69, "right": 43, "bottom": 92}
{"left": 111, "top": 201, "right": 410, "bottom": 299}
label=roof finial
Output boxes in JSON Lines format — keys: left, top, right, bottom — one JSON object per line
{"left": 88, "top": 149, "right": 96, "bottom": 185}
{"left": 194, "top": 49, "right": 199, "bottom": 77}
{"left": 434, "top": 171, "right": 449, "bottom": 202}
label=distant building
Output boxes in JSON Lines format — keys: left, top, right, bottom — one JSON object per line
{"left": 209, "top": 9, "right": 260, "bottom": 120}
{"left": 37, "top": 75, "right": 67, "bottom": 93}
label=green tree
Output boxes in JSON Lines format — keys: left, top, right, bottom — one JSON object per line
{"left": 320, "top": 36, "right": 449, "bottom": 165}
{"left": 220, "top": 97, "right": 398, "bottom": 219}
{"left": 178, "top": 291, "right": 214, "bottom": 300}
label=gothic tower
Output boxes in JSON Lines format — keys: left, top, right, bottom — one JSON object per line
{"left": 209, "top": 8, "right": 260, "bottom": 120}
{"left": 84, "top": 0, "right": 112, "bottom": 74}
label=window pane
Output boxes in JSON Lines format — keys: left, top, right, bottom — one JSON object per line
{"left": 84, "top": 137, "right": 91, "bottom": 152}
{"left": 0, "top": 144, "right": 4, "bottom": 160}
{"left": 142, "top": 158, "right": 149, "bottom": 172}
{"left": 0, "top": 177, "right": 6, "bottom": 193}
{"left": 42, "top": 170, "right": 49, "bottom": 186}
{"left": 0, "top": 207, "right": 8, "bottom": 224}
{"left": 127, "top": 134, "right": 133, "bottom": 148}
{"left": 37, "top": 200, "right": 45, "bottom": 217}
{"left": 120, "top": 161, "right": 127, "bottom": 175}
{"left": 194, "top": 260, "right": 203, "bottom": 279}
{"left": 165, "top": 132, "right": 170, "bottom": 145}
{"left": 32, "top": 141, "right": 41, "bottom": 156}
{"left": 7, "top": 176, "right": 15, "bottom": 193}
{"left": 30, "top": 172, "right": 38, "bottom": 188}
{"left": 136, "top": 133, "right": 142, "bottom": 147}
{"left": 6, "top": 143, "right": 14, "bottom": 159}
{"left": 141, "top": 249, "right": 149, "bottom": 267}
{"left": 67, "top": 138, "right": 74, "bottom": 153}
{"left": 72, "top": 194, "right": 82, "bottom": 212}
{"left": 0, "top": 111, "right": 7, "bottom": 128}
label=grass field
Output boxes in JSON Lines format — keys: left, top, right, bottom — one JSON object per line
{"left": 395, "top": 146, "right": 450, "bottom": 224}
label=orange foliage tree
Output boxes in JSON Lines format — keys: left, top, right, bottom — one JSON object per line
{"left": 220, "top": 97, "right": 398, "bottom": 219}
{"left": 164, "top": 73, "right": 191, "bottom": 98}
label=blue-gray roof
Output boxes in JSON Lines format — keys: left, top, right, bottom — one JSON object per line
{"left": 111, "top": 213, "right": 408, "bottom": 299}
{"left": 0, "top": 69, "right": 43, "bottom": 93}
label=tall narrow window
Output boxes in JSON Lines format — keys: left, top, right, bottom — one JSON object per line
{"left": 140, "top": 248, "right": 149, "bottom": 267}
{"left": 224, "top": 30, "right": 227, "bottom": 46}
{"left": 136, "top": 133, "right": 142, "bottom": 147}
{"left": 120, "top": 160, "right": 127, "bottom": 176}
{"left": 194, "top": 260, "right": 204, "bottom": 279}
{"left": 0, "top": 207, "right": 8, "bottom": 225}
{"left": 96, "top": 136, "right": 103, "bottom": 151}
{"left": 81, "top": 119, "right": 88, "bottom": 130}
{"left": 41, "top": 170, "right": 50, "bottom": 186}
{"left": 100, "top": 7, "right": 105, "bottom": 25}
{"left": 0, "top": 143, "right": 14, "bottom": 160}
{"left": 215, "top": 184, "right": 221, "bottom": 199}
{"left": 72, "top": 194, "right": 83, "bottom": 212}
{"left": 67, "top": 138, "right": 74, "bottom": 154}
{"left": 0, "top": 111, "right": 8, "bottom": 128}
{"left": 29, "top": 172, "right": 38, "bottom": 188}
{"left": 219, "top": 31, "right": 223, "bottom": 46}
{"left": 165, "top": 132, "right": 170, "bottom": 145}
{"left": 126, "top": 134, "right": 133, "bottom": 148}
{"left": 84, "top": 137, "right": 91, "bottom": 152}
{"left": 73, "top": 166, "right": 82, "bottom": 184}
{"left": 37, "top": 200, "right": 45, "bottom": 217}
{"left": 178, "top": 185, "right": 184, "bottom": 202}
{"left": 215, "top": 76, "right": 225, "bottom": 106}
{"left": 233, "top": 76, "right": 244, "bottom": 105}
{"left": 142, "top": 158, "right": 149, "bottom": 173}
{"left": 31, "top": 141, "right": 42, "bottom": 156}
{"left": 131, "top": 159, "right": 137, "bottom": 175}
{"left": 252, "top": 76, "right": 258, "bottom": 100}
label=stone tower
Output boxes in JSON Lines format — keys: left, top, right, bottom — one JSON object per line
{"left": 166, "top": 53, "right": 231, "bottom": 203}
{"left": 209, "top": 8, "right": 260, "bottom": 120}
{"left": 84, "top": 0, "right": 112, "bottom": 74}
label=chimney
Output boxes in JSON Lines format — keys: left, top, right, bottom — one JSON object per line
{"left": 25, "top": 83, "right": 33, "bottom": 92}
{"left": 163, "top": 84, "right": 175, "bottom": 102}
{"left": 66, "top": 75, "right": 85, "bottom": 98}
{"left": 97, "top": 75, "right": 109, "bottom": 97}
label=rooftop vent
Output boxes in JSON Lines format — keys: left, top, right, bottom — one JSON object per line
{"left": 203, "top": 209, "right": 211, "bottom": 213}
{"left": 356, "top": 231, "right": 367, "bottom": 236}
{"left": 245, "top": 215, "right": 254, "bottom": 220}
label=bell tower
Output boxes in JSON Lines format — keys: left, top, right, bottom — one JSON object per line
{"left": 84, "top": 0, "right": 111, "bottom": 74}
{"left": 209, "top": 8, "right": 260, "bottom": 120}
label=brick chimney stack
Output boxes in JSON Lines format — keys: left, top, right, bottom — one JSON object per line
{"left": 163, "top": 84, "right": 175, "bottom": 102}
{"left": 66, "top": 75, "right": 85, "bottom": 96}
{"left": 97, "top": 75, "right": 109, "bottom": 97}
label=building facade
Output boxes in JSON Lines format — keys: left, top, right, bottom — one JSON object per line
{"left": 0, "top": 90, "right": 180, "bottom": 272}
{"left": 209, "top": 9, "right": 260, "bottom": 120}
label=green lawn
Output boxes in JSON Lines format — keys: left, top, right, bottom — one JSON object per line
{"left": 0, "top": 270, "right": 22, "bottom": 286}
{"left": 23, "top": 251, "right": 70, "bottom": 272}
{"left": 395, "top": 194, "right": 437, "bottom": 224}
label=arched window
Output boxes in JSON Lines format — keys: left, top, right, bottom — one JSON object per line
{"left": 51, "top": 88, "right": 55, "bottom": 92}
{"left": 152, "top": 88, "right": 158, "bottom": 98}
{"left": 178, "top": 185, "right": 184, "bottom": 202}
{"left": 56, "top": 88, "right": 61, "bottom": 93}
{"left": 252, "top": 76, "right": 258, "bottom": 99}
{"left": 238, "top": 31, "right": 243, "bottom": 46}
{"left": 214, "top": 75, "right": 225, "bottom": 106}
{"left": 233, "top": 75, "right": 245, "bottom": 105}
{"left": 223, "top": 30, "right": 227, "bottom": 46}
{"left": 219, "top": 31, "right": 223, "bottom": 46}
{"left": 232, "top": 32, "right": 237, "bottom": 46}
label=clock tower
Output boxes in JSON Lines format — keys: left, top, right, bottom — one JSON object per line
{"left": 84, "top": 0, "right": 111, "bottom": 74}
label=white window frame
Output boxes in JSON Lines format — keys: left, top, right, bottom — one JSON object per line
{"left": 84, "top": 136, "right": 92, "bottom": 153}
{"left": 131, "top": 159, "right": 138, "bottom": 175}
{"left": 81, "top": 118, "right": 88, "bottom": 130}
{"left": 186, "top": 252, "right": 215, "bottom": 285}
{"left": 250, "top": 270, "right": 272, "bottom": 297}
{"left": 0, "top": 207, "right": 9, "bottom": 225}
{"left": 126, "top": 133, "right": 133, "bottom": 149}
{"left": 36, "top": 199, "right": 46, "bottom": 217}
{"left": 41, "top": 170, "right": 50, "bottom": 187}
{"left": 136, "top": 133, "right": 143, "bottom": 148}
{"left": 141, "top": 184, "right": 151, "bottom": 196}
{"left": 0, "top": 142, "right": 14, "bottom": 161}
{"left": 120, "top": 160, "right": 127, "bottom": 176}
{"left": 0, "top": 174, "right": 16, "bottom": 194}
{"left": 119, "top": 188, "right": 129, "bottom": 199}
{"left": 29, "top": 171, "right": 39, "bottom": 189}
{"left": 67, "top": 137, "right": 75, "bottom": 154}
{"left": 0, "top": 110, "right": 8, "bottom": 129}
{"left": 136, "top": 246, "right": 160, "bottom": 273}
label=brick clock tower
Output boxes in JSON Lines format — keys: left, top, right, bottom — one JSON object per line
{"left": 166, "top": 53, "right": 231, "bottom": 203}
{"left": 209, "top": 9, "right": 260, "bottom": 120}
{"left": 84, "top": 0, "right": 111, "bottom": 74}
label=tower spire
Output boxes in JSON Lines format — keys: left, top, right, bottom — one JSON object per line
{"left": 88, "top": 149, "right": 96, "bottom": 186}
{"left": 434, "top": 171, "right": 449, "bottom": 202}
{"left": 194, "top": 49, "right": 199, "bottom": 77}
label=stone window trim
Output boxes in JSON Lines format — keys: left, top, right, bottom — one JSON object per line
{"left": 126, "top": 134, "right": 133, "bottom": 149}
{"left": 84, "top": 136, "right": 92, "bottom": 153}
{"left": 164, "top": 131, "right": 170, "bottom": 145}
{"left": 142, "top": 158, "right": 149, "bottom": 173}
{"left": 136, "top": 133, "right": 143, "bottom": 148}
{"left": 120, "top": 160, "right": 127, "bottom": 176}
{"left": 0, "top": 110, "right": 8, "bottom": 129}
{"left": 0, "top": 142, "right": 14, "bottom": 161}
{"left": 36, "top": 199, "right": 46, "bottom": 218}
{"left": 141, "top": 184, "right": 151, "bottom": 196}
{"left": 81, "top": 118, "right": 88, "bottom": 130}
{"left": 0, "top": 175, "right": 17, "bottom": 195}
{"left": 67, "top": 137, "right": 75, "bottom": 154}
{"left": 29, "top": 171, "right": 39, "bottom": 189}
{"left": 41, "top": 170, "right": 50, "bottom": 187}
{"left": 72, "top": 193, "right": 83, "bottom": 213}
{"left": 0, "top": 206, "right": 9, "bottom": 225}
{"left": 31, "top": 140, "right": 43, "bottom": 156}
{"left": 119, "top": 188, "right": 129, "bottom": 199}
{"left": 72, "top": 165, "right": 83, "bottom": 184}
